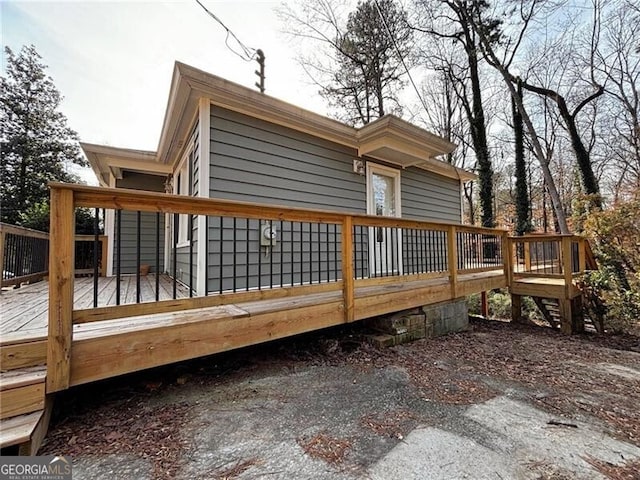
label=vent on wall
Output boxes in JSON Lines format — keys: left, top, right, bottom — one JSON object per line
{"left": 353, "top": 159, "right": 365, "bottom": 175}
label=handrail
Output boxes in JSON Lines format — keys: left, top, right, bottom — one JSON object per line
{"left": 508, "top": 235, "right": 588, "bottom": 279}
{"left": 45, "top": 182, "right": 510, "bottom": 392}
{"left": 0, "top": 223, "right": 50, "bottom": 287}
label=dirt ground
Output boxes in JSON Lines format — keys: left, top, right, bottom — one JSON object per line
{"left": 41, "top": 318, "right": 640, "bottom": 479}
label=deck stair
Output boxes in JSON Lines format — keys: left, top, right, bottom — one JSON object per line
{"left": 532, "top": 297, "right": 560, "bottom": 329}
{"left": 0, "top": 364, "right": 51, "bottom": 454}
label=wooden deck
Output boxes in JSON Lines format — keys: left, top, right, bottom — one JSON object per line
{"left": 0, "top": 183, "right": 592, "bottom": 455}
{"left": 1, "top": 275, "right": 190, "bottom": 336}
{"left": 0, "top": 269, "right": 506, "bottom": 381}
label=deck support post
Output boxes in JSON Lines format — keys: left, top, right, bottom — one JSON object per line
{"left": 47, "top": 187, "right": 75, "bottom": 393}
{"left": 558, "top": 298, "right": 573, "bottom": 334}
{"left": 481, "top": 291, "right": 489, "bottom": 317}
{"left": 447, "top": 225, "right": 457, "bottom": 299}
{"left": 341, "top": 216, "right": 354, "bottom": 322}
{"left": 511, "top": 294, "right": 523, "bottom": 323}
{"left": 571, "top": 296, "right": 585, "bottom": 333}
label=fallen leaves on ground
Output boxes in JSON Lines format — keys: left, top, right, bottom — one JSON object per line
{"left": 41, "top": 401, "right": 192, "bottom": 480}
{"left": 207, "top": 458, "right": 262, "bottom": 480}
{"left": 583, "top": 455, "right": 640, "bottom": 480}
{"left": 360, "top": 410, "right": 416, "bottom": 439}
{"left": 298, "top": 432, "right": 351, "bottom": 465}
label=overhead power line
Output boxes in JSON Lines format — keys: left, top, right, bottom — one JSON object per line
{"left": 194, "top": 0, "right": 257, "bottom": 62}
{"left": 194, "top": 0, "right": 266, "bottom": 92}
{"left": 373, "top": 0, "right": 430, "bottom": 116}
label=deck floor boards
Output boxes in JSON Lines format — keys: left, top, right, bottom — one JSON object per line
{"left": 1, "top": 270, "right": 506, "bottom": 340}
{"left": 1, "top": 275, "right": 190, "bottom": 336}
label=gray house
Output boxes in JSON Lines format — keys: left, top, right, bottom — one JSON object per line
{"left": 81, "top": 62, "right": 475, "bottom": 295}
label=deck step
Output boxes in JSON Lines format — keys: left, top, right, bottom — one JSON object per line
{"left": 0, "top": 366, "right": 46, "bottom": 420}
{"left": 0, "top": 332, "right": 47, "bottom": 372}
{"left": 0, "top": 410, "right": 43, "bottom": 449}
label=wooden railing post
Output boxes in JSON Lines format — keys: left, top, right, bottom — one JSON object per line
{"left": 561, "top": 236, "right": 573, "bottom": 299}
{"left": 502, "top": 232, "right": 512, "bottom": 287}
{"left": 0, "top": 227, "right": 5, "bottom": 290}
{"left": 447, "top": 225, "right": 458, "bottom": 298}
{"left": 47, "top": 187, "right": 75, "bottom": 393}
{"left": 578, "top": 237, "right": 586, "bottom": 274}
{"left": 341, "top": 216, "right": 354, "bottom": 322}
{"left": 523, "top": 239, "right": 531, "bottom": 273}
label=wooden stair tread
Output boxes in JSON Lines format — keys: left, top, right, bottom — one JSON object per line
{"left": 0, "top": 366, "right": 46, "bottom": 391}
{"left": 0, "top": 410, "right": 43, "bottom": 448}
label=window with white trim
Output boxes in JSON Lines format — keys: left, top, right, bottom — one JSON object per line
{"left": 174, "top": 149, "right": 192, "bottom": 246}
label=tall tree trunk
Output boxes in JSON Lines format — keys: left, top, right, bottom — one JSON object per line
{"left": 513, "top": 81, "right": 531, "bottom": 235}
{"left": 466, "top": 10, "right": 570, "bottom": 233}
{"left": 466, "top": 40, "right": 494, "bottom": 228}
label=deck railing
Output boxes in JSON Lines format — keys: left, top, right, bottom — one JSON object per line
{"left": 0, "top": 223, "right": 108, "bottom": 289}
{"left": 508, "top": 234, "right": 587, "bottom": 280}
{"left": 0, "top": 223, "right": 50, "bottom": 287}
{"left": 46, "top": 183, "right": 510, "bottom": 391}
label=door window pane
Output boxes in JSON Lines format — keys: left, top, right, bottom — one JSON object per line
{"left": 373, "top": 173, "right": 396, "bottom": 217}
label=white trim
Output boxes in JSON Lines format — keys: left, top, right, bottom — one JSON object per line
{"left": 366, "top": 162, "right": 402, "bottom": 276}
{"left": 366, "top": 162, "right": 402, "bottom": 217}
{"left": 173, "top": 148, "right": 192, "bottom": 245}
{"left": 196, "top": 99, "right": 211, "bottom": 296}
{"left": 105, "top": 172, "right": 116, "bottom": 276}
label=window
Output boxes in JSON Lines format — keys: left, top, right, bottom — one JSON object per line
{"left": 174, "top": 150, "right": 192, "bottom": 246}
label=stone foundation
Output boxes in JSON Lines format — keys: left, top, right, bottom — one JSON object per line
{"left": 366, "top": 298, "right": 469, "bottom": 347}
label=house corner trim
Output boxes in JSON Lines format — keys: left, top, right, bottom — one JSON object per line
{"left": 196, "top": 98, "right": 211, "bottom": 296}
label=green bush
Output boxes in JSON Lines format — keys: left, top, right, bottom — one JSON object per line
{"left": 583, "top": 198, "right": 640, "bottom": 333}
{"left": 18, "top": 200, "right": 101, "bottom": 234}
{"left": 466, "top": 290, "right": 543, "bottom": 322}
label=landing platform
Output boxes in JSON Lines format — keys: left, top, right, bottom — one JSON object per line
{"left": 512, "top": 276, "right": 581, "bottom": 299}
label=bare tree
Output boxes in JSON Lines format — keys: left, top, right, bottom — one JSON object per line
{"left": 461, "top": 0, "right": 571, "bottom": 233}
{"left": 279, "top": 0, "right": 413, "bottom": 126}
{"left": 412, "top": 0, "right": 498, "bottom": 227}
{"left": 595, "top": 0, "right": 640, "bottom": 200}
{"left": 421, "top": 68, "right": 478, "bottom": 223}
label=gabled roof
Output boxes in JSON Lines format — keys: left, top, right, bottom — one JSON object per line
{"left": 83, "top": 62, "right": 476, "bottom": 185}
{"left": 80, "top": 143, "right": 171, "bottom": 186}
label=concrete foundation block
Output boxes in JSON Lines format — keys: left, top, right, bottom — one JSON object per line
{"left": 365, "top": 298, "right": 469, "bottom": 347}
{"left": 367, "top": 334, "right": 396, "bottom": 348}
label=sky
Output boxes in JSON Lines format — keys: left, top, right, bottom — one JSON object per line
{"left": 1, "top": 0, "right": 333, "bottom": 184}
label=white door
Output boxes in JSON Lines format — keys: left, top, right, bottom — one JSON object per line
{"left": 366, "top": 163, "right": 402, "bottom": 276}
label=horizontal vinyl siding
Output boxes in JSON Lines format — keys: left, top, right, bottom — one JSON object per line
{"left": 205, "top": 218, "right": 343, "bottom": 293}
{"left": 173, "top": 246, "right": 196, "bottom": 289}
{"left": 210, "top": 107, "right": 366, "bottom": 212}
{"left": 401, "top": 168, "right": 461, "bottom": 223}
{"left": 205, "top": 106, "right": 462, "bottom": 291}
{"left": 113, "top": 211, "right": 165, "bottom": 275}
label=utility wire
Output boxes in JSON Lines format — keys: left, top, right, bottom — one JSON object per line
{"left": 373, "top": 0, "right": 430, "bottom": 116}
{"left": 194, "top": 0, "right": 257, "bottom": 62}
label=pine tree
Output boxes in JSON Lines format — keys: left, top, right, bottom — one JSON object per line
{"left": 324, "top": 0, "right": 412, "bottom": 125}
{"left": 1, "top": 45, "right": 86, "bottom": 225}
